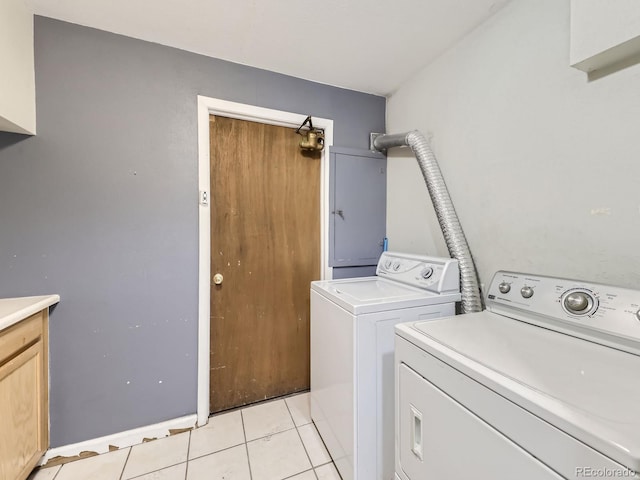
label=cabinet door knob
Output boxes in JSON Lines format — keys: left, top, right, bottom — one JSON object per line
{"left": 213, "top": 273, "right": 224, "bottom": 285}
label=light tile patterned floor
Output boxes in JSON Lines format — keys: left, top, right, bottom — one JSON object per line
{"left": 29, "top": 393, "right": 341, "bottom": 480}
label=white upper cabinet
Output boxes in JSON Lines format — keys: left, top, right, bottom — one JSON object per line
{"left": 571, "top": 0, "right": 640, "bottom": 73}
{"left": 0, "top": 0, "right": 36, "bottom": 135}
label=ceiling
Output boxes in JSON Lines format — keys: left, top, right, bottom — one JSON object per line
{"left": 26, "top": 0, "right": 510, "bottom": 96}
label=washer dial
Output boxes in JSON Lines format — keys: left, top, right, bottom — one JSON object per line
{"left": 420, "top": 267, "right": 434, "bottom": 280}
{"left": 498, "top": 282, "right": 511, "bottom": 294}
{"left": 520, "top": 286, "right": 534, "bottom": 299}
{"left": 564, "top": 292, "right": 590, "bottom": 312}
{"left": 561, "top": 289, "right": 598, "bottom": 317}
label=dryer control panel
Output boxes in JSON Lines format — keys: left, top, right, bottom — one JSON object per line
{"left": 487, "top": 271, "right": 640, "bottom": 354}
{"left": 376, "top": 251, "right": 459, "bottom": 294}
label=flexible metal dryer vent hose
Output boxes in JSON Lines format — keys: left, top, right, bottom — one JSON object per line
{"left": 373, "top": 130, "right": 482, "bottom": 314}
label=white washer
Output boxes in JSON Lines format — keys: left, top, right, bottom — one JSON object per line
{"left": 311, "top": 251, "right": 461, "bottom": 480}
{"left": 395, "top": 271, "right": 640, "bottom": 480}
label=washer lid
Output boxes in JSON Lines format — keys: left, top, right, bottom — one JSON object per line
{"left": 400, "top": 312, "right": 640, "bottom": 471}
{"left": 311, "top": 277, "right": 460, "bottom": 315}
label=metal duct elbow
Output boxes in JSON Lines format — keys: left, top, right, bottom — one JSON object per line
{"left": 373, "top": 130, "right": 482, "bottom": 314}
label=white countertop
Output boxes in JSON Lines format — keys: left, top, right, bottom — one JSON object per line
{"left": 0, "top": 295, "right": 60, "bottom": 332}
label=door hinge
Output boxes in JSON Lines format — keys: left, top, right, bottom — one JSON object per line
{"left": 200, "top": 190, "right": 209, "bottom": 206}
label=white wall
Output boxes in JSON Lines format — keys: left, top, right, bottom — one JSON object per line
{"left": 386, "top": 0, "right": 640, "bottom": 291}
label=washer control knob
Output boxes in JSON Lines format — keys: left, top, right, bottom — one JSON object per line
{"left": 564, "top": 292, "right": 591, "bottom": 313}
{"left": 636, "top": 309, "right": 640, "bottom": 322}
{"left": 421, "top": 267, "right": 434, "bottom": 280}
{"left": 520, "top": 286, "right": 534, "bottom": 299}
{"left": 384, "top": 260, "right": 392, "bottom": 270}
{"left": 392, "top": 261, "right": 401, "bottom": 271}
{"left": 498, "top": 282, "right": 511, "bottom": 294}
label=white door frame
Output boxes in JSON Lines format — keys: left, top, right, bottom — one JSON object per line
{"left": 196, "top": 95, "right": 334, "bottom": 426}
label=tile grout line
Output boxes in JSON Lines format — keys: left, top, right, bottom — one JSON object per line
{"left": 280, "top": 468, "right": 318, "bottom": 480}
{"left": 291, "top": 396, "right": 337, "bottom": 479}
{"left": 286, "top": 396, "right": 336, "bottom": 477}
{"left": 240, "top": 408, "right": 254, "bottom": 480}
{"left": 284, "top": 398, "right": 316, "bottom": 474}
{"left": 49, "top": 464, "right": 62, "bottom": 480}
{"left": 124, "top": 461, "right": 189, "bottom": 480}
{"left": 118, "top": 447, "right": 133, "bottom": 480}
{"left": 212, "top": 391, "right": 309, "bottom": 419}
{"left": 187, "top": 440, "right": 246, "bottom": 462}
{"left": 306, "top": 420, "right": 338, "bottom": 477}
{"left": 184, "top": 430, "right": 192, "bottom": 480}
{"left": 118, "top": 435, "right": 191, "bottom": 480}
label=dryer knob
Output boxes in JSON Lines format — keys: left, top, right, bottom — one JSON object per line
{"left": 498, "top": 282, "right": 511, "bottom": 294}
{"left": 520, "top": 286, "right": 534, "bottom": 299}
{"left": 636, "top": 309, "right": 640, "bottom": 322}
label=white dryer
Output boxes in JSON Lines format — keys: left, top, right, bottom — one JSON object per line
{"left": 395, "top": 271, "right": 640, "bottom": 480}
{"left": 311, "top": 251, "right": 461, "bottom": 480}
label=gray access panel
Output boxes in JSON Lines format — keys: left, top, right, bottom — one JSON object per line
{"left": 329, "top": 146, "right": 387, "bottom": 267}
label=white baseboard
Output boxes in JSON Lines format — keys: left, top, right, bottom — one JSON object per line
{"left": 39, "top": 414, "right": 198, "bottom": 465}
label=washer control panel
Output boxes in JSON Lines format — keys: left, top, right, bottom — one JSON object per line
{"left": 487, "top": 271, "right": 640, "bottom": 351}
{"left": 376, "top": 251, "right": 460, "bottom": 294}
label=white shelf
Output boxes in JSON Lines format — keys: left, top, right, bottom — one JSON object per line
{"left": 570, "top": 0, "right": 640, "bottom": 73}
{"left": 0, "top": 0, "right": 36, "bottom": 135}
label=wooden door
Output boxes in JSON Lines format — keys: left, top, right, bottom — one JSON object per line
{"left": 209, "top": 115, "right": 321, "bottom": 413}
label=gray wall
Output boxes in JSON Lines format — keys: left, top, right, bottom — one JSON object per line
{"left": 386, "top": 0, "right": 640, "bottom": 291}
{"left": 0, "top": 17, "right": 385, "bottom": 447}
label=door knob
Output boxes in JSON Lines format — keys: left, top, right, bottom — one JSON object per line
{"left": 213, "top": 273, "right": 224, "bottom": 285}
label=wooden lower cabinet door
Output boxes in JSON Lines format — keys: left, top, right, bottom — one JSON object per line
{"left": 0, "top": 341, "right": 46, "bottom": 480}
